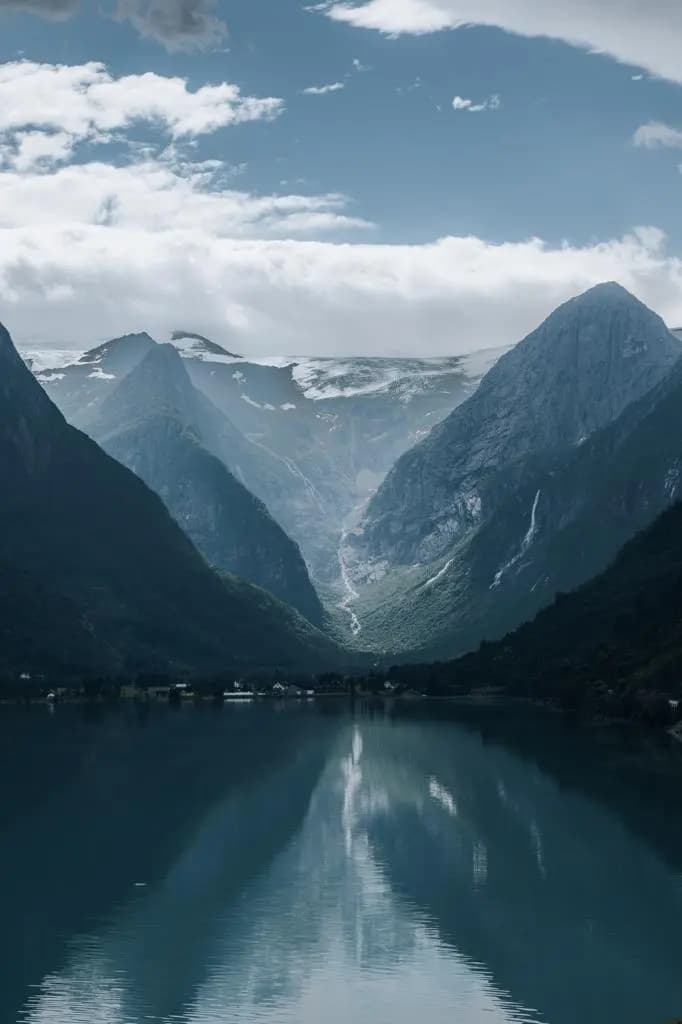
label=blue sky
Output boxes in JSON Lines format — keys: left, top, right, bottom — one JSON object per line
{"left": 1, "top": 0, "right": 682, "bottom": 356}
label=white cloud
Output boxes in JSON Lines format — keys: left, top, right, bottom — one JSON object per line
{"left": 0, "top": 58, "right": 371, "bottom": 260}
{"left": 0, "top": 158, "right": 374, "bottom": 235}
{"left": 321, "top": 1, "right": 682, "bottom": 85}
{"left": 3, "top": 224, "right": 682, "bottom": 360}
{"left": 302, "top": 82, "right": 346, "bottom": 95}
{"left": 0, "top": 129, "right": 74, "bottom": 170}
{"left": 633, "top": 121, "right": 682, "bottom": 149}
{"left": 452, "top": 93, "right": 500, "bottom": 112}
{"left": 0, "top": 61, "right": 282, "bottom": 147}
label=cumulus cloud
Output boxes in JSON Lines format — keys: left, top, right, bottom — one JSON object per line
{"left": 452, "top": 93, "right": 500, "bottom": 112}
{"left": 302, "top": 82, "right": 346, "bottom": 95}
{"left": 3, "top": 224, "right": 681, "bottom": 360}
{"left": 321, "top": 1, "right": 682, "bottom": 85}
{"left": 116, "top": 0, "right": 228, "bottom": 52}
{"left": 633, "top": 121, "right": 682, "bottom": 149}
{"left": 0, "top": 130, "right": 74, "bottom": 171}
{"left": 0, "top": 57, "right": 369, "bottom": 248}
{"left": 0, "top": 61, "right": 282, "bottom": 150}
{"left": 0, "top": 60, "right": 283, "bottom": 174}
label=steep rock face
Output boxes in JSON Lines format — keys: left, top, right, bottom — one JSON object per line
{"left": 31, "top": 335, "right": 497, "bottom": 584}
{"left": 93, "top": 345, "right": 325, "bottom": 625}
{"left": 455, "top": 352, "right": 682, "bottom": 645}
{"left": 0, "top": 322, "right": 341, "bottom": 676}
{"left": 342, "top": 284, "right": 682, "bottom": 659}
{"left": 357, "top": 284, "right": 681, "bottom": 567}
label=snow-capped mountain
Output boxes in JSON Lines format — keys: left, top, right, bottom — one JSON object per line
{"left": 19, "top": 283, "right": 682, "bottom": 662}
{"left": 0, "top": 321, "right": 340, "bottom": 676}
{"left": 26, "top": 336, "right": 503, "bottom": 592}
{"left": 88, "top": 343, "right": 326, "bottom": 625}
{"left": 170, "top": 331, "right": 243, "bottom": 362}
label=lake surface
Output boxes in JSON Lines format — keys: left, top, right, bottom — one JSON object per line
{"left": 1, "top": 701, "right": 682, "bottom": 1024}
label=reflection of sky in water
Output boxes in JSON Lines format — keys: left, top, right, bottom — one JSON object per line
{"left": 12, "top": 710, "right": 682, "bottom": 1024}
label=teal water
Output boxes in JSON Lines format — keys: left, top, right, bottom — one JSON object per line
{"left": 1, "top": 702, "right": 681, "bottom": 1024}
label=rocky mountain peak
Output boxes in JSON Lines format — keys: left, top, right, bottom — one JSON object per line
{"left": 170, "top": 331, "right": 242, "bottom": 361}
{"left": 0, "top": 321, "right": 58, "bottom": 426}
{"left": 357, "top": 284, "right": 682, "bottom": 567}
{"left": 77, "top": 332, "right": 156, "bottom": 367}
{"left": 0, "top": 321, "right": 25, "bottom": 369}
{"left": 95, "top": 342, "right": 198, "bottom": 438}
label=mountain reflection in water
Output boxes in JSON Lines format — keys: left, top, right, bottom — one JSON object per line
{"left": 1, "top": 702, "right": 681, "bottom": 1024}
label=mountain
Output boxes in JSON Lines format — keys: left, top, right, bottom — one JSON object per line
{"left": 33, "top": 332, "right": 157, "bottom": 425}
{"left": 30, "top": 337, "right": 501, "bottom": 588}
{"left": 436, "top": 335, "right": 682, "bottom": 650}
{"left": 343, "top": 284, "right": 682, "bottom": 656}
{"left": 170, "top": 331, "right": 242, "bottom": 360}
{"left": 88, "top": 344, "right": 325, "bottom": 625}
{"left": 356, "top": 283, "right": 681, "bottom": 566}
{"left": 0, "top": 321, "right": 342, "bottom": 678}
{"left": 425, "top": 499, "right": 682, "bottom": 711}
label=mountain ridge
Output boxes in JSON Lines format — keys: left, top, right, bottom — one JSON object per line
{"left": 31, "top": 332, "right": 494, "bottom": 584}
{"left": 90, "top": 343, "right": 325, "bottom": 625}
{"left": 0, "top": 321, "right": 343, "bottom": 677}
{"left": 340, "top": 283, "right": 682, "bottom": 658}
{"left": 355, "top": 282, "right": 682, "bottom": 568}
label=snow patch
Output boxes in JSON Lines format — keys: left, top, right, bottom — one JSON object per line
{"left": 170, "top": 333, "right": 241, "bottom": 364}
{"left": 88, "top": 367, "right": 116, "bottom": 381}
{"left": 37, "top": 372, "right": 65, "bottom": 383}
{"left": 22, "top": 348, "right": 84, "bottom": 372}
{"left": 240, "top": 394, "right": 261, "bottom": 409}
{"left": 291, "top": 357, "right": 466, "bottom": 401}
{"left": 280, "top": 402, "right": 296, "bottom": 411}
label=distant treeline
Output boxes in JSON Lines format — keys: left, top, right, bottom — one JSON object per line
{"left": 6, "top": 501, "right": 682, "bottom": 734}
{"left": 353, "top": 502, "right": 682, "bottom": 730}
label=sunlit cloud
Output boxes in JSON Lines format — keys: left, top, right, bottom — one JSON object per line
{"left": 320, "top": 1, "right": 682, "bottom": 85}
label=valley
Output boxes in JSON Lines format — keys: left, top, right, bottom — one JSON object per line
{"left": 28, "top": 336, "right": 504, "bottom": 632}
{"left": 16, "top": 282, "right": 682, "bottom": 680}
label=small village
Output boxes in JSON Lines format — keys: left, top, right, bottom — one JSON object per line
{"left": 0, "top": 672, "right": 412, "bottom": 706}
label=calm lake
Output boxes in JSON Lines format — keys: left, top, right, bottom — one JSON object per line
{"left": 1, "top": 701, "right": 681, "bottom": 1024}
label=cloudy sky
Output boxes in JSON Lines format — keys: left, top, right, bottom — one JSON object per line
{"left": 1, "top": 0, "right": 682, "bottom": 357}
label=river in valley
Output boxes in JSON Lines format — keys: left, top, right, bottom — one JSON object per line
{"left": 1, "top": 701, "right": 681, "bottom": 1024}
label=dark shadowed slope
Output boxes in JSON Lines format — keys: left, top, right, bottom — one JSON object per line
{"left": 443, "top": 499, "right": 682, "bottom": 705}
{"left": 345, "top": 284, "right": 682, "bottom": 658}
{"left": 0, "top": 322, "right": 342, "bottom": 677}
{"left": 357, "top": 283, "right": 681, "bottom": 567}
{"left": 89, "top": 344, "right": 325, "bottom": 625}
